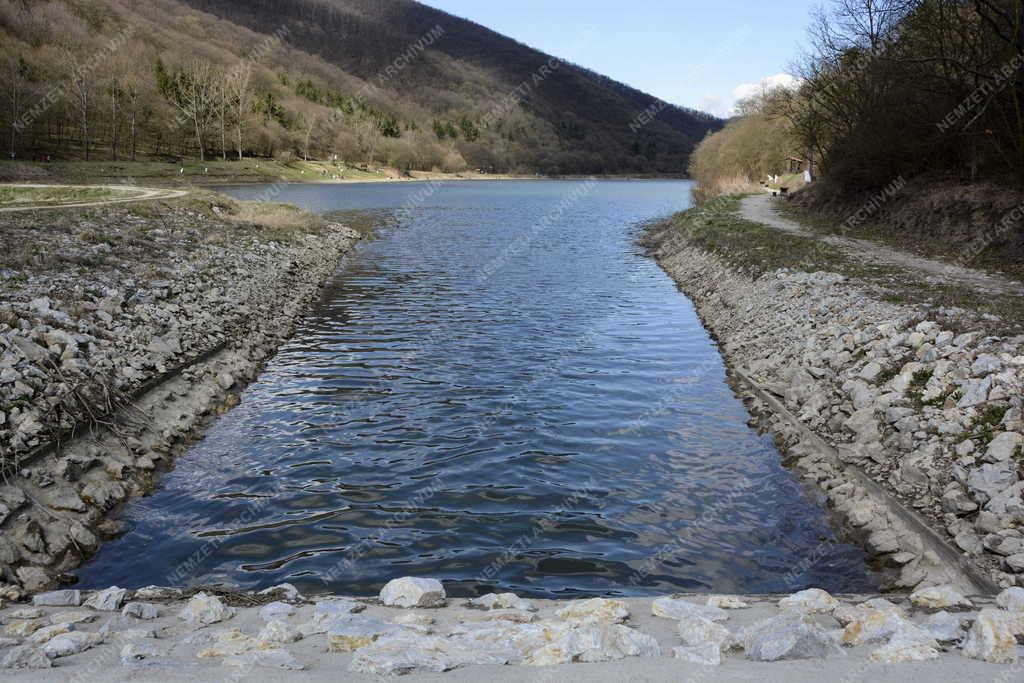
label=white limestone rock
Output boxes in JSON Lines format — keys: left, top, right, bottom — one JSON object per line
{"left": 177, "top": 592, "right": 235, "bottom": 627}
{"left": 909, "top": 585, "right": 972, "bottom": 609}
{"left": 379, "top": 577, "right": 446, "bottom": 608}
{"left": 134, "top": 586, "right": 181, "bottom": 601}
{"left": 258, "top": 583, "right": 301, "bottom": 601}
{"left": 961, "top": 608, "right": 1021, "bottom": 663}
{"left": 301, "top": 599, "right": 365, "bottom": 635}
{"left": 672, "top": 643, "right": 722, "bottom": 666}
{"left": 706, "top": 595, "right": 749, "bottom": 610}
{"left": 985, "top": 432, "right": 1023, "bottom": 463}
{"left": 327, "top": 615, "right": 401, "bottom": 652}
{"left": 525, "top": 623, "right": 660, "bottom": 665}
{"left": 258, "top": 620, "right": 302, "bottom": 644}
{"left": 8, "top": 607, "right": 43, "bottom": 619}
{"left": 0, "top": 645, "right": 52, "bottom": 669}
{"left": 32, "top": 590, "right": 81, "bottom": 607}
{"left": 27, "top": 622, "right": 74, "bottom": 644}
{"left": 778, "top": 588, "right": 840, "bottom": 614}
{"left": 841, "top": 605, "right": 912, "bottom": 646}
{"left": 4, "top": 619, "right": 47, "bottom": 638}
{"left": 996, "top": 586, "right": 1024, "bottom": 612}
{"left": 677, "top": 615, "right": 737, "bottom": 651}
{"left": 870, "top": 640, "right": 940, "bottom": 663}
{"left": 122, "top": 602, "right": 160, "bottom": 620}
{"left": 348, "top": 633, "right": 490, "bottom": 675}
{"left": 258, "top": 601, "right": 296, "bottom": 622}
{"left": 480, "top": 608, "right": 536, "bottom": 624}
{"left": 84, "top": 586, "right": 128, "bottom": 611}
{"left": 651, "top": 596, "right": 727, "bottom": 622}
{"left": 467, "top": 592, "right": 536, "bottom": 612}
{"left": 556, "top": 597, "right": 630, "bottom": 624}
{"left": 392, "top": 611, "right": 435, "bottom": 633}
{"left": 921, "top": 611, "right": 966, "bottom": 643}
{"left": 742, "top": 613, "right": 840, "bottom": 661}
{"left": 49, "top": 610, "right": 96, "bottom": 625}
{"left": 42, "top": 631, "right": 103, "bottom": 658}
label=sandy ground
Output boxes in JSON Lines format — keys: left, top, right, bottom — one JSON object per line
{"left": 740, "top": 194, "right": 1024, "bottom": 296}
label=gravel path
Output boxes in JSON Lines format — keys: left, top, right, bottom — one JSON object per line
{"left": 739, "top": 194, "right": 1024, "bottom": 296}
{"left": 0, "top": 184, "right": 188, "bottom": 212}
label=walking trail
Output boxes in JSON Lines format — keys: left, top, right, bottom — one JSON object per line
{"left": 0, "top": 183, "right": 188, "bottom": 212}
{"left": 740, "top": 194, "right": 1024, "bottom": 296}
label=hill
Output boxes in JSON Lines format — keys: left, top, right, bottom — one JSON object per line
{"left": 0, "top": 0, "right": 721, "bottom": 175}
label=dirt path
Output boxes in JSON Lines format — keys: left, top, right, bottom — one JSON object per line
{"left": 740, "top": 194, "right": 1024, "bottom": 296}
{"left": 0, "top": 183, "right": 188, "bottom": 212}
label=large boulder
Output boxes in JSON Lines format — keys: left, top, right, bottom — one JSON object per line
{"left": 379, "top": 577, "right": 446, "bottom": 608}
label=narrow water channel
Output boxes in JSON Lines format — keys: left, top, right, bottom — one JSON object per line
{"left": 76, "top": 180, "right": 875, "bottom": 597}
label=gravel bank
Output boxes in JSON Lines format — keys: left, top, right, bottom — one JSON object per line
{"left": 644, "top": 217, "right": 1024, "bottom": 593}
{"left": 0, "top": 193, "right": 362, "bottom": 593}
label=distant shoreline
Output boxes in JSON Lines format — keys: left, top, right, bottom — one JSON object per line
{"left": 0, "top": 159, "right": 690, "bottom": 189}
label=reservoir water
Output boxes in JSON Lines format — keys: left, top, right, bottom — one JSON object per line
{"left": 76, "top": 180, "right": 875, "bottom": 597}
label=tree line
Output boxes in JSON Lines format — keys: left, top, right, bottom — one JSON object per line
{"left": 0, "top": 0, "right": 721, "bottom": 175}
{"left": 691, "top": 0, "right": 1024, "bottom": 194}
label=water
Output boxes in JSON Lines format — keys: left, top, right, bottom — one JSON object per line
{"left": 76, "top": 180, "right": 875, "bottom": 597}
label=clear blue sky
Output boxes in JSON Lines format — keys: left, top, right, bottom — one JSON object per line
{"left": 421, "top": 0, "right": 821, "bottom": 117}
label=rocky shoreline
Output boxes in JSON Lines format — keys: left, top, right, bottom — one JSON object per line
{"left": 0, "top": 194, "right": 362, "bottom": 593}
{"left": 643, "top": 219, "right": 1024, "bottom": 593}
{"left": 0, "top": 580, "right": 1022, "bottom": 677}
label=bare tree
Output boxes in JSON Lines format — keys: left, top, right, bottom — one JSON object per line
{"left": 4, "top": 55, "right": 29, "bottom": 159}
{"left": 227, "top": 65, "right": 252, "bottom": 160}
{"left": 217, "top": 80, "right": 229, "bottom": 161}
{"left": 158, "top": 59, "right": 219, "bottom": 161}
{"left": 108, "top": 77, "right": 120, "bottom": 161}
{"left": 63, "top": 48, "right": 93, "bottom": 160}
{"left": 302, "top": 113, "right": 317, "bottom": 161}
{"left": 123, "top": 76, "right": 141, "bottom": 161}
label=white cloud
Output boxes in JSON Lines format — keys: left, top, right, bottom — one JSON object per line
{"left": 695, "top": 72, "right": 801, "bottom": 118}
{"left": 731, "top": 72, "right": 800, "bottom": 103}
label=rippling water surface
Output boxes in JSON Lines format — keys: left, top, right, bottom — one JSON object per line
{"left": 77, "top": 180, "right": 875, "bottom": 596}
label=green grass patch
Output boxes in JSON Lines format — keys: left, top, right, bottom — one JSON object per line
{"left": 959, "top": 404, "right": 1010, "bottom": 445}
{"left": 662, "top": 196, "right": 851, "bottom": 276}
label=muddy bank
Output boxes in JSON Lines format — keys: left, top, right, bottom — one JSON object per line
{"left": 644, "top": 216, "right": 1024, "bottom": 594}
{"left": 0, "top": 580, "right": 1021, "bottom": 677}
{"left": 0, "top": 193, "right": 363, "bottom": 593}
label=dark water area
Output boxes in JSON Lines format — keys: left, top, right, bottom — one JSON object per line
{"left": 76, "top": 180, "right": 875, "bottom": 597}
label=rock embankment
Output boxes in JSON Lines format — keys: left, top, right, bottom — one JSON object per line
{"left": 0, "top": 196, "right": 362, "bottom": 592}
{"left": 645, "top": 221, "right": 1024, "bottom": 592}
{"left": 0, "top": 581, "right": 1021, "bottom": 678}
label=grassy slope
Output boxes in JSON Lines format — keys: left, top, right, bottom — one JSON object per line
{"left": 658, "top": 196, "right": 1024, "bottom": 334}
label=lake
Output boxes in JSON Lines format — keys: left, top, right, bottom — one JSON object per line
{"left": 76, "top": 179, "right": 874, "bottom": 597}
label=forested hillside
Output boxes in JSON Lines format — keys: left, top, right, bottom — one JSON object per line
{"left": 0, "top": 0, "right": 720, "bottom": 175}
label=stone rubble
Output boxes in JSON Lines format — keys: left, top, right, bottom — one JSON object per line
{"left": 0, "top": 198, "right": 363, "bottom": 593}
{"left": 646, "top": 225, "right": 1024, "bottom": 590}
{"left": 0, "top": 582, "right": 1019, "bottom": 676}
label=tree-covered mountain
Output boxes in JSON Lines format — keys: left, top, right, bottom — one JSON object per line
{"left": 0, "top": 0, "right": 721, "bottom": 175}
